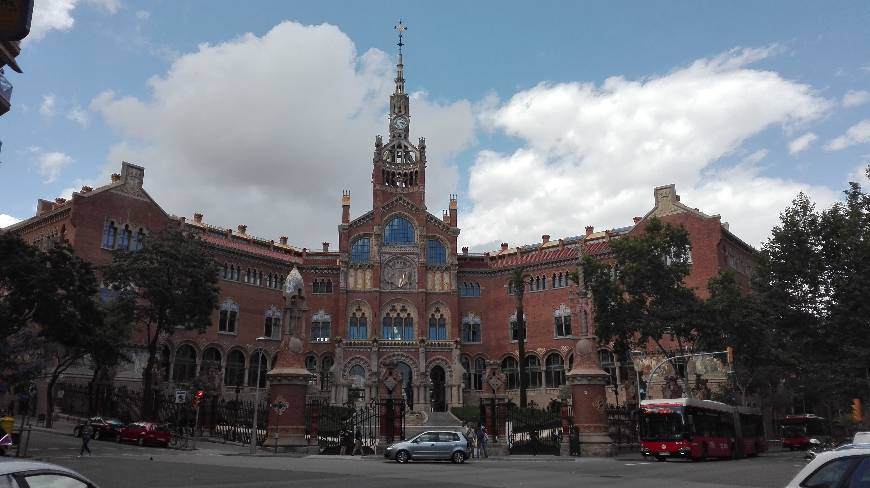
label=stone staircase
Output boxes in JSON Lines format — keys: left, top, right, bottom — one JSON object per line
{"left": 404, "top": 410, "right": 465, "bottom": 438}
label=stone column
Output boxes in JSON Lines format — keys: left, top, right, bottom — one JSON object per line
{"left": 377, "top": 361, "right": 405, "bottom": 451}
{"left": 480, "top": 360, "right": 508, "bottom": 454}
{"left": 266, "top": 268, "right": 313, "bottom": 449}
{"left": 566, "top": 336, "right": 614, "bottom": 457}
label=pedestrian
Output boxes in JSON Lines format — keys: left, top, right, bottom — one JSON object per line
{"left": 477, "top": 425, "right": 488, "bottom": 458}
{"left": 339, "top": 429, "right": 348, "bottom": 455}
{"left": 78, "top": 424, "right": 92, "bottom": 457}
{"left": 352, "top": 428, "right": 363, "bottom": 456}
{"left": 466, "top": 424, "right": 477, "bottom": 458}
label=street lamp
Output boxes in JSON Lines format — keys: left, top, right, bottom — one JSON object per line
{"left": 630, "top": 350, "right": 644, "bottom": 402}
{"left": 250, "top": 337, "right": 269, "bottom": 455}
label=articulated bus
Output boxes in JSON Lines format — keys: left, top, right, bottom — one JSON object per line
{"left": 640, "top": 398, "right": 766, "bottom": 461}
{"left": 780, "top": 414, "right": 831, "bottom": 451}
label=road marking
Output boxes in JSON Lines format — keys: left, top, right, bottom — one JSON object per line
{"left": 624, "top": 463, "right": 636, "bottom": 466}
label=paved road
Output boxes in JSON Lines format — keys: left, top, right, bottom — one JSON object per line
{"left": 11, "top": 430, "right": 808, "bottom": 488}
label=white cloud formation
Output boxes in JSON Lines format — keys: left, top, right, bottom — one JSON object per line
{"left": 466, "top": 47, "right": 832, "bottom": 249}
{"left": 826, "top": 120, "right": 870, "bottom": 151}
{"left": 34, "top": 151, "right": 74, "bottom": 183}
{"left": 789, "top": 132, "right": 817, "bottom": 155}
{"left": 66, "top": 106, "right": 89, "bottom": 127}
{"left": 843, "top": 90, "right": 870, "bottom": 108}
{"left": 91, "top": 22, "right": 474, "bottom": 247}
{"left": 24, "top": 0, "right": 120, "bottom": 45}
{"left": 0, "top": 214, "right": 21, "bottom": 228}
{"left": 39, "top": 94, "right": 56, "bottom": 117}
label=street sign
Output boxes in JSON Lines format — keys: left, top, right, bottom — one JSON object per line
{"left": 174, "top": 390, "right": 187, "bottom": 404}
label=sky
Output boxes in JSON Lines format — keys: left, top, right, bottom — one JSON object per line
{"left": 1, "top": 1, "right": 869, "bottom": 251}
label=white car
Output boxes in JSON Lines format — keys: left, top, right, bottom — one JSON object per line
{"left": 785, "top": 447, "right": 870, "bottom": 488}
{"left": 0, "top": 460, "right": 99, "bottom": 487}
{"left": 854, "top": 432, "right": 870, "bottom": 444}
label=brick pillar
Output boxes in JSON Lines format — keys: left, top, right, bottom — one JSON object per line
{"left": 377, "top": 361, "right": 405, "bottom": 451}
{"left": 566, "top": 336, "right": 614, "bottom": 457}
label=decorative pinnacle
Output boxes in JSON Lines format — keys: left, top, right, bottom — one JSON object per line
{"left": 395, "top": 20, "right": 407, "bottom": 55}
{"left": 393, "top": 20, "right": 407, "bottom": 94}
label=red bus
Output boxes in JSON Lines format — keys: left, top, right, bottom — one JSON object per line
{"left": 640, "top": 398, "right": 766, "bottom": 461}
{"left": 780, "top": 414, "right": 830, "bottom": 451}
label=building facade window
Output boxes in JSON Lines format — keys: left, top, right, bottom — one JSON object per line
{"left": 172, "top": 345, "right": 197, "bottom": 383}
{"left": 264, "top": 306, "right": 281, "bottom": 339}
{"left": 349, "top": 305, "right": 368, "bottom": 340}
{"left": 461, "top": 313, "right": 481, "bottom": 343}
{"left": 554, "top": 304, "right": 572, "bottom": 337}
{"left": 305, "top": 355, "right": 317, "bottom": 375}
{"left": 350, "top": 237, "right": 371, "bottom": 263}
{"left": 201, "top": 347, "right": 222, "bottom": 378}
{"left": 426, "top": 238, "right": 446, "bottom": 265}
{"left": 473, "top": 357, "right": 485, "bottom": 390}
{"left": 461, "top": 356, "right": 471, "bottom": 389}
{"left": 428, "top": 307, "right": 447, "bottom": 340}
{"left": 133, "top": 228, "right": 145, "bottom": 251}
{"left": 501, "top": 356, "right": 519, "bottom": 390}
{"left": 320, "top": 355, "right": 334, "bottom": 391}
{"left": 218, "top": 299, "right": 239, "bottom": 334}
{"left": 248, "top": 351, "right": 268, "bottom": 388}
{"left": 102, "top": 221, "right": 117, "bottom": 249}
{"left": 598, "top": 349, "right": 617, "bottom": 385}
{"left": 118, "top": 224, "right": 132, "bottom": 250}
{"left": 460, "top": 282, "right": 481, "bottom": 297}
{"left": 524, "top": 355, "right": 542, "bottom": 388}
{"left": 382, "top": 304, "right": 414, "bottom": 340}
{"left": 545, "top": 353, "right": 565, "bottom": 388}
{"left": 383, "top": 217, "right": 415, "bottom": 245}
{"left": 509, "top": 312, "right": 527, "bottom": 341}
{"left": 311, "top": 310, "right": 331, "bottom": 343}
{"left": 313, "top": 279, "right": 333, "bottom": 294}
{"left": 224, "top": 350, "right": 245, "bottom": 386}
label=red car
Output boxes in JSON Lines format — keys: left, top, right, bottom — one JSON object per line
{"left": 117, "top": 422, "right": 171, "bottom": 447}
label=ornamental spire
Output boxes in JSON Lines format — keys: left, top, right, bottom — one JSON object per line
{"left": 394, "top": 20, "right": 407, "bottom": 94}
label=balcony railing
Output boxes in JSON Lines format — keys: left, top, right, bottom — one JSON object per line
{"left": 0, "top": 71, "right": 12, "bottom": 105}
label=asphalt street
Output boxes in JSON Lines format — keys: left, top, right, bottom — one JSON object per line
{"left": 8, "top": 429, "right": 809, "bottom": 488}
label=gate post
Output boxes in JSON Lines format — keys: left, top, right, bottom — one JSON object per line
{"left": 566, "top": 336, "right": 615, "bottom": 457}
{"left": 378, "top": 362, "right": 404, "bottom": 452}
{"left": 480, "top": 360, "right": 508, "bottom": 455}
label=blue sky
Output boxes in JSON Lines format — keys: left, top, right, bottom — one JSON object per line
{"left": 1, "top": 1, "right": 869, "bottom": 250}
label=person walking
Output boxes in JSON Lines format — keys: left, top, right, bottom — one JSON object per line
{"left": 466, "top": 424, "right": 477, "bottom": 459}
{"left": 477, "top": 425, "right": 488, "bottom": 458}
{"left": 352, "top": 428, "right": 363, "bottom": 456}
{"left": 78, "top": 424, "right": 92, "bottom": 457}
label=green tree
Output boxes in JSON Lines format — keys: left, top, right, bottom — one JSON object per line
{"left": 103, "top": 229, "right": 220, "bottom": 419}
{"left": 87, "top": 295, "right": 135, "bottom": 415}
{"left": 508, "top": 267, "right": 529, "bottom": 408}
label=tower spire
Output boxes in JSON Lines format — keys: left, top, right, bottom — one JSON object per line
{"left": 394, "top": 20, "right": 407, "bottom": 94}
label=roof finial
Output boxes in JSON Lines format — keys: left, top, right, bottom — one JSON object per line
{"left": 394, "top": 20, "right": 407, "bottom": 94}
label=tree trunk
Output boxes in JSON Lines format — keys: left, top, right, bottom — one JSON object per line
{"left": 88, "top": 366, "right": 100, "bottom": 416}
{"left": 517, "top": 292, "right": 527, "bottom": 409}
{"left": 142, "top": 333, "right": 159, "bottom": 421}
{"left": 46, "top": 373, "right": 59, "bottom": 429}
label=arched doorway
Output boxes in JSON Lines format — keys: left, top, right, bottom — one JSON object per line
{"left": 396, "top": 361, "right": 414, "bottom": 408}
{"left": 430, "top": 366, "right": 446, "bottom": 412}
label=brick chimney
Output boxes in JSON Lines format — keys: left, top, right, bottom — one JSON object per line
{"left": 542, "top": 234, "right": 550, "bottom": 244}
{"left": 80, "top": 186, "right": 93, "bottom": 193}
{"left": 341, "top": 190, "right": 350, "bottom": 224}
{"left": 633, "top": 217, "right": 642, "bottom": 224}
{"left": 322, "top": 242, "right": 330, "bottom": 252}
{"left": 585, "top": 225, "right": 594, "bottom": 236}
{"left": 558, "top": 238, "right": 564, "bottom": 249}
{"left": 179, "top": 217, "right": 186, "bottom": 224}
{"left": 237, "top": 224, "right": 247, "bottom": 235}
{"left": 193, "top": 213, "right": 203, "bottom": 224}
{"left": 54, "top": 198, "right": 66, "bottom": 205}
{"left": 500, "top": 243, "right": 509, "bottom": 252}
{"left": 37, "top": 199, "right": 53, "bottom": 215}
{"left": 449, "top": 194, "right": 458, "bottom": 227}
{"left": 110, "top": 173, "right": 121, "bottom": 183}
{"left": 279, "top": 236, "right": 288, "bottom": 246}
{"left": 461, "top": 247, "right": 468, "bottom": 255}
{"left": 442, "top": 210, "right": 449, "bottom": 223}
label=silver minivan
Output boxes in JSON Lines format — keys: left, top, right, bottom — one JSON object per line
{"left": 384, "top": 430, "right": 469, "bottom": 464}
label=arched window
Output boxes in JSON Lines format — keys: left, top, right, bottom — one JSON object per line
{"left": 349, "top": 364, "right": 366, "bottom": 380}
{"left": 305, "top": 355, "right": 317, "bottom": 374}
{"left": 524, "top": 355, "right": 542, "bottom": 388}
{"left": 382, "top": 304, "right": 413, "bottom": 340}
{"left": 351, "top": 237, "right": 371, "bottom": 263}
{"left": 545, "top": 353, "right": 565, "bottom": 388}
{"left": 118, "top": 224, "right": 132, "bottom": 250}
{"left": 383, "top": 217, "right": 415, "bottom": 245}
{"left": 202, "top": 347, "right": 222, "bottom": 378}
{"left": 101, "top": 221, "right": 117, "bottom": 249}
{"left": 159, "top": 345, "right": 171, "bottom": 382}
{"left": 248, "top": 350, "right": 268, "bottom": 388}
{"left": 428, "top": 307, "right": 447, "bottom": 340}
{"left": 224, "top": 350, "right": 245, "bottom": 386}
{"left": 501, "top": 357, "right": 519, "bottom": 390}
{"left": 349, "top": 305, "right": 368, "bottom": 340}
{"left": 133, "top": 228, "right": 146, "bottom": 251}
{"left": 598, "top": 349, "right": 617, "bottom": 385}
{"left": 311, "top": 310, "right": 331, "bottom": 343}
{"left": 554, "top": 304, "right": 572, "bottom": 337}
{"left": 509, "top": 312, "right": 527, "bottom": 342}
{"left": 264, "top": 306, "right": 281, "bottom": 339}
{"left": 223, "top": 263, "right": 228, "bottom": 279}
{"left": 321, "top": 355, "right": 334, "bottom": 391}
{"left": 461, "top": 356, "right": 471, "bottom": 389}
{"left": 172, "top": 345, "right": 197, "bottom": 383}
{"left": 474, "top": 357, "right": 486, "bottom": 391}
{"left": 427, "top": 238, "right": 446, "bottom": 265}
{"left": 552, "top": 274, "right": 557, "bottom": 288}
{"left": 218, "top": 299, "right": 239, "bottom": 334}
{"left": 474, "top": 283, "right": 480, "bottom": 296}
{"left": 461, "top": 313, "right": 481, "bottom": 343}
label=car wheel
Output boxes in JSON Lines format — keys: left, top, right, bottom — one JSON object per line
{"left": 451, "top": 451, "right": 466, "bottom": 464}
{"left": 395, "top": 450, "right": 409, "bottom": 464}
{"left": 137, "top": 437, "right": 145, "bottom": 447}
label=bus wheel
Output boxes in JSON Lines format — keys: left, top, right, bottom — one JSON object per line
{"left": 656, "top": 456, "right": 666, "bottom": 462}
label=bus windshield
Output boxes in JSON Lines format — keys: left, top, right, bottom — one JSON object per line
{"left": 640, "top": 411, "right": 685, "bottom": 441}
{"left": 781, "top": 425, "right": 806, "bottom": 438}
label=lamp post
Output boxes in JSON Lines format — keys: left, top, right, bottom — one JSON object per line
{"left": 630, "top": 350, "right": 644, "bottom": 402}
{"left": 250, "top": 337, "right": 269, "bottom": 455}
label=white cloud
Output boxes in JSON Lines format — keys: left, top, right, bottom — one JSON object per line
{"left": 91, "top": 21, "right": 474, "bottom": 247}
{"left": 24, "top": 0, "right": 120, "bottom": 46}
{"left": 466, "top": 47, "right": 832, "bottom": 249}
{"left": 826, "top": 120, "right": 870, "bottom": 151}
{"left": 34, "top": 151, "right": 74, "bottom": 183}
{"left": 789, "top": 132, "right": 817, "bottom": 155}
{"left": 843, "top": 90, "right": 870, "bottom": 108}
{"left": 39, "top": 94, "right": 56, "bottom": 117}
{"left": 66, "top": 106, "right": 89, "bottom": 127}
{"left": 0, "top": 214, "right": 21, "bottom": 228}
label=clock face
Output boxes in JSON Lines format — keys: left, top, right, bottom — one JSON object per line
{"left": 393, "top": 116, "right": 408, "bottom": 130}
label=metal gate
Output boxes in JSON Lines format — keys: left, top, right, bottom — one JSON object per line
{"left": 305, "top": 399, "right": 404, "bottom": 454}
{"left": 507, "top": 405, "right": 562, "bottom": 455}
{"left": 607, "top": 405, "right": 639, "bottom": 453}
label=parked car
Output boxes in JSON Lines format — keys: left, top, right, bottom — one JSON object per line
{"left": 117, "top": 422, "right": 171, "bottom": 447}
{"left": 383, "top": 431, "right": 469, "bottom": 464}
{"left": 0, "top": 459, "right": 99, "bottom": 487}
{"left": 786, "top": 447, "right": 870, "bottom": 488}
{"left": 855, "top": 432, "right": 870, "bottom": 444}
{"left": 0, "top": 433, "right": 11, "bottom": 456}
{"left": 73, "top": 417, "right": 125, "bottom": 441}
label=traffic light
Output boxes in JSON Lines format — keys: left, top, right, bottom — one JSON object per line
{"left": 853, "top": 399, "right": 863, "bottom": 423}
{"left": 192, "top": 390, "right": 205, "bottom": 408}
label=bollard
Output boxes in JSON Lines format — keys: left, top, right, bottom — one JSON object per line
{"left": 23, "top": 425, "right": 31, "bottom": 457}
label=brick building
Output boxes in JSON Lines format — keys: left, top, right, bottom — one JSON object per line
{"left": 4, "top": 42, "right": 757, "bottom": 413}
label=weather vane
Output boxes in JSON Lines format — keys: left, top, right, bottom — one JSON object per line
{"left": 394, "top": 20, "right": 407, "bottom": 54}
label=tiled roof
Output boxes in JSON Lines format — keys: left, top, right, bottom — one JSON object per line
{"left": 583, "top": 239, "right": 612, "bottom": 256}
{"left": 199, "top": 233, "right": 301, "bottom": 263}
{"left": 489, "top": 247, "right": 579, "bottom": 269}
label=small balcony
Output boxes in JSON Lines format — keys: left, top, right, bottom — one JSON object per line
{"left": 0, "top": 71, "right": 11, "bottom": 116}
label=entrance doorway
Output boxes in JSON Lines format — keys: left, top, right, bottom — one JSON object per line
{"left": 430, "top": 366, "right": 446, "bottom": 412}
{"left": 396, "top": 361, "right": 414, "bottom": 408}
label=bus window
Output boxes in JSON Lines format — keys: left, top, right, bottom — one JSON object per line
{"left": 640, "top": 411, "right": 685, "bottom": 441}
